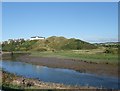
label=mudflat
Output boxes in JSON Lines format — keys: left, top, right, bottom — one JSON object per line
{"left": 18, "top": 55, "right": 118, "bottom": 77}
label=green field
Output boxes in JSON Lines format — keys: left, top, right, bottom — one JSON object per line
{"left": 30, "top": 48, "right": 118, "bottom": 64}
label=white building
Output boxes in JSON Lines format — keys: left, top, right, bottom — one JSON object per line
{"left": 30, "top": 36, "right": 45, "bottom": 40}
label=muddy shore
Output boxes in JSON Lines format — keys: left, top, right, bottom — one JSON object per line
{"left": 1, "top": 70, "right": 97, "bottom": 90}
{"left": 17, "top": 55, "right": 118, "bottom": 78}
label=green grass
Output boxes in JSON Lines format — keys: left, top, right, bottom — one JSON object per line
{"left": 30, "top": 49, "right": 118, "bottom": 64}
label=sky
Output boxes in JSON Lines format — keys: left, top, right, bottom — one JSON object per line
{"left": 2, "top": 2, "right": 118, "bottom": 43}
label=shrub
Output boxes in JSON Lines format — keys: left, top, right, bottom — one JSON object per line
{"left": 104, "top": 48, "right": 118, "bottom": 54}
{"left": 36, "top": 47, "right": 47, "bottom": 51}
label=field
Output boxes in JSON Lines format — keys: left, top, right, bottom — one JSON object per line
{"left": 30, "top": 47, "right": 118, "bottom": 65}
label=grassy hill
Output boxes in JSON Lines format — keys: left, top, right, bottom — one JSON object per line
{"left": 2, "top": 36, "right": 97, "bottom": 52}
{"left": 30, "top": 36, "right": 97, "bottom": 51}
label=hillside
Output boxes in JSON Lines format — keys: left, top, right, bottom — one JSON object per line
{"left": 2, "top": 36, "right": 97, "bottom": 52}
{"left": 29, "top": 36, "right": 97, "bottom": 51}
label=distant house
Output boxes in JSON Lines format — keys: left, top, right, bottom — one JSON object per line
{"left": 7, "top": 38, "right": 25, "bottom": 44}
{"left": 2, "top": 41, "right": 8, "bottom": 44}
{"left": 30, "top": 36, "right": 45, "bottom": 40}
{"left": 15, "top": 38, "right": 25, "bottom": 42}
{"left": 8, "top": 39, "right": 14, "bottom": 44}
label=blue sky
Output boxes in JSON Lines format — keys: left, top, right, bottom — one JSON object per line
{"left": 2, "top": 2, "right": 118, "bottom": 43}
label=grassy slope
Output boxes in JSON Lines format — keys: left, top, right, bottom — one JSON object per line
{"left": 31, "top": 36, "right": 97, "bottom": 51}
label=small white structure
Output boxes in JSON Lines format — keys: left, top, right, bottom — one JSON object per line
{"left": 30, "top": 36, "right": 45, "bottom": 40}
{"left": 8, "top": 39, "right": 14, "bottom": 44}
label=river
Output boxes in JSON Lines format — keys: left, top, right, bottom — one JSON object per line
{"left": 1, "top": 60, "right": 119, "bottom": 89}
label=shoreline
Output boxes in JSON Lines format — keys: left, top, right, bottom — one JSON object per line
{"left": 1, "top": 53, "right": 119, "bottom": 90}
{"left": 1, "top": 70, "right": 96, "bottom": 90}
{"left": 17, "top": 54, "right": 118, "bottom": 78}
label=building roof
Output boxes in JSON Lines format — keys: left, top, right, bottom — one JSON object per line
{"left": 31, "top": 36, "right": 45, "bottom": 38}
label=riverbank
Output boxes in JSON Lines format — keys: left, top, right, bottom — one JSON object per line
{"left": 1, "top": 70, "right": 96, "bottom": 90}
{"left": 1, "top": 52, "right": 119, "bottom": 90}
{"left": 17, "top": 54, "right": 118, "bottom": 78}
